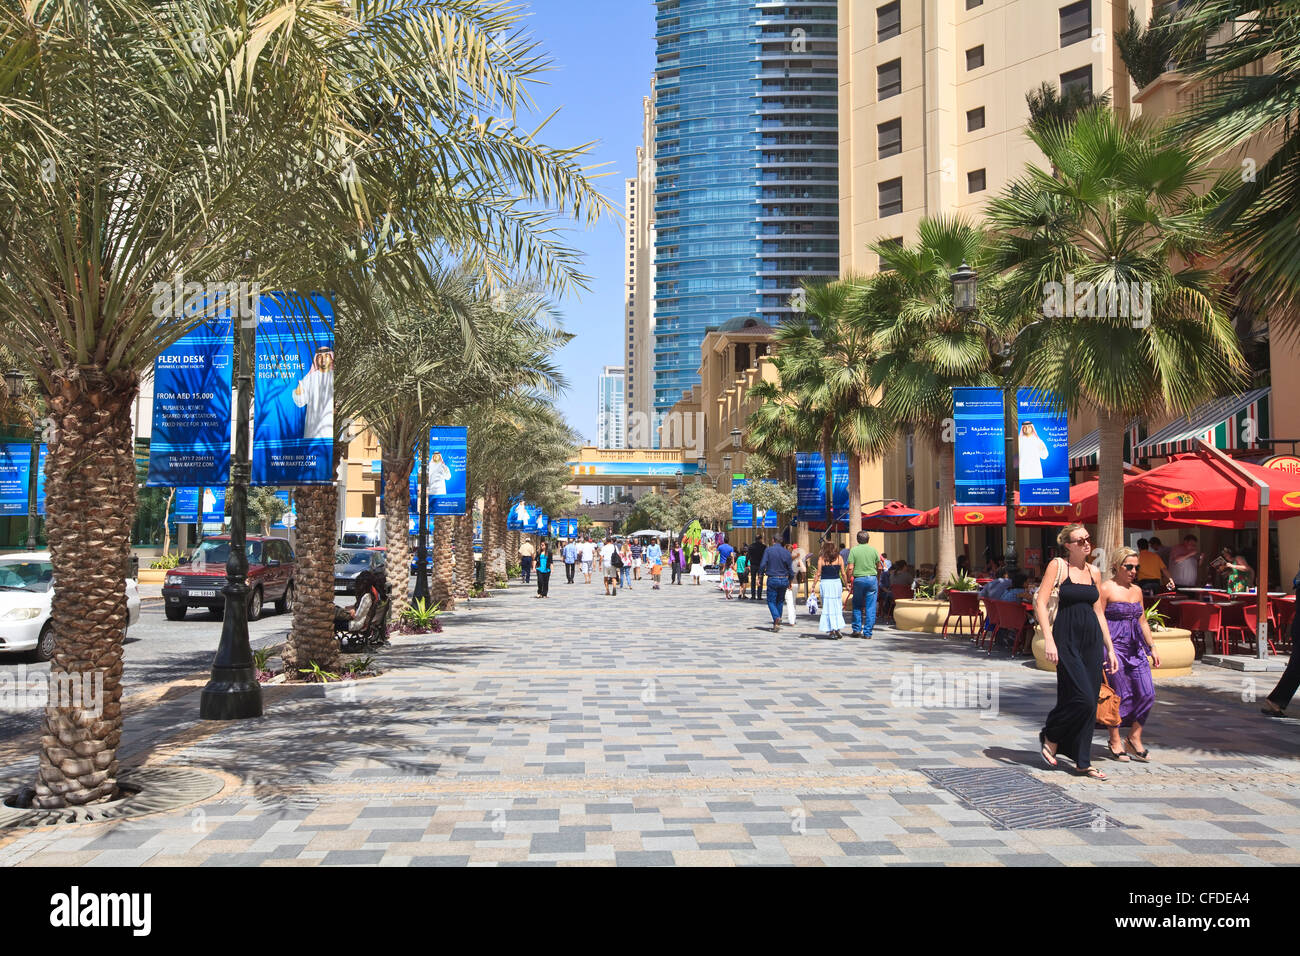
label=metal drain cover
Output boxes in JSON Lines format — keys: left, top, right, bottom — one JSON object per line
{"left": 0, "top": 767, "right": 225, "bottom": 829}
{"left": 921, "top": 767, "right": 1129, "bottom": 830}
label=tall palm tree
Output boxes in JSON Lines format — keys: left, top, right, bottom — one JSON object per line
{"left": 1171, "top": 0, "right": 1300, "bottom": 317}
{"left": 985, "top": 105, "right": 1246, "bottom": 558}
{"left": 852, "top": 217, "right": 1008, "bottom": 585}
{"left": 0, "top": 0, "right": 608, "bottom": 808}
{"left": 746, "top": 281, "right": 890, "bottom": 540}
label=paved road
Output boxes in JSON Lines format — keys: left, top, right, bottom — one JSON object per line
{"left": 1, "top": 575, "right": 1298, "bottom": 866}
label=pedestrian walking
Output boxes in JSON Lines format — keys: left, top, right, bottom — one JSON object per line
{"left": 578, "top": 537, "right": 596, "bottom": 584}
{"left": 815, "top": 540, "right": 847, "bottom": 638}
{"left": 1261, "top": 607, "right": 1300, "bottom": 717}
{"left": 758, "top": 537, "right": 793, "bottom": 632}
{"left": 790, "top": 543, "right": 806, "bottom": 602}
{"left": 535, "top": 541, "right": 553, "bottom": 598}
{"left": 847, "top": 530, "right": 882, "bottom": 639}
{"left": 519, "top": 537, "right": 535, "bottom": 584}
{"left": 720, "top": 555, "right": 740, "bottom": 599}
{"left": 619, "top": 540, "right": 634, "bottom": 590}
{"left": 689, "top": 546, "right": 704, "bottom": 585}
{"left": 601, "top": 537, "right": 620, "bottom": 595}
{"left": 1034, "top": 523, "right": 1120, "bottom": 780}
{"left": 735, "top": 551, "right": 748, "bottom": 598}
{"left": 562, "top": 539, "right": 578, "bottom": 583}
{"left": 647, "top": 538, "right": 664, "bottom": 589}
{"left": 630, "top": 538, "right": 643, "bottom": 582}
{"left": 669, "top": 542, "right": 684, "bottom": 585}
{"left": 747, "top": 536, "right": 767, "bottom": 601}
{"left": 1101, "top": 547, "right": 1159, "bottom": 761}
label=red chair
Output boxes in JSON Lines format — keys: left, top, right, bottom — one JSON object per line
{"left": 1222, "top": 604, "right": 1277, "bottom": 656}
{"left": 995, "top": 599, "right": 1032, "bottom": 656}
{"left": 890, "top": 582, "right": 914, "bottom": 601}
{"left": 978, "top": 598, "right": 1001, "bottom": 652}
{"left": 1272, "top": 599, "right": 1296, "bottom": 652}
{"left": 943, "top": 591, "right": 983, "bottom": 639}
{"left": 1178, "top": 602, "right": 1224, "bottom": 656}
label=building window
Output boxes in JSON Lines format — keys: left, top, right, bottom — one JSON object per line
{"left": 878, "top": 236, "right": 903, "bottom": 269}
{"left": 967, "top": 168, "right": 986, "bottom": 193}
{"left": 965, "top": 45, "right": 984, "bottom": 71}
{"left": 877, "top": 117, "right": 902, "bottom": 159}
{"left": 878, "top": 177, "right": 903, "bottom": 217}
{"left": 966, "top": 106, "right": 985, "bottom": 131}
{"left": 877, "top": 59, "right": 901, "bottom": 100}
{"left": 966, "top": 0, "right": 982, "bottom": 7}
{"left": 1059, "top": 1, "right": 1091, "bottom": 47}
{"left": 877, "top": 1, "right": 900, "bottom": 42}
{"left": 1060, "top": 65, "right": 1092, "bottom": 97}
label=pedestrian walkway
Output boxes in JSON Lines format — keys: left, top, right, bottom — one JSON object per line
{"left": 2, "top": 575, "right": 1298, "bottom": 866}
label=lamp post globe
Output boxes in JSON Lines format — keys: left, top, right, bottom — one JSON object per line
{"left": 951, "top": 262, "right": 978, "bottom": 315}
{"left": 4, "top": 368, "right": 24, "bottom": 399}
{"left": 729, "top": 428, "right": 741, "bottom": 450}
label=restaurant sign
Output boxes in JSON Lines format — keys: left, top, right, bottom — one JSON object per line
{"left": 1262, "top": 455, "right": 1300, "bottom": 476}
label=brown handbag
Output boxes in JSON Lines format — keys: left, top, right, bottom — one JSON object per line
{"left": 1044, "top": 558, "right": 1064, "bottom": 629}
{"left": 1096, "top": 671, "right": 1121, "bottom": 728}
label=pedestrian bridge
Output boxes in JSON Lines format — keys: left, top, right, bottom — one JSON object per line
{"left": 566, "top": 446, "right": 702, "bottom": 486}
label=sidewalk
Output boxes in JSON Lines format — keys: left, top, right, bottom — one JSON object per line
{"left": 2, "top": 576, "right": 1298, "bottom": 866}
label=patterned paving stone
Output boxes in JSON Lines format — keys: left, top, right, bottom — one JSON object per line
{"left": 1, "top": 576, "right": 1297, "bottom": 866}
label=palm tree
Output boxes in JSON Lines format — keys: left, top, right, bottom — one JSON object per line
{"left": 1171, "top": 0, "right": 1300, "bottom": 317}
{"left": 852, "top": 217, "right": 1008, "bottom": 585}
{"left": 746, "top": 281, "right": 890, "bottom": 541}
{"left": 0, "top": 0, "right": 608, "bottom": 808}
{"left": 985, "top": 105, "right": 1246, "bottom": 558}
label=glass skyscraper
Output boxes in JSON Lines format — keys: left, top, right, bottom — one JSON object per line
{"left": 652, "top": 0, "right": 838, "bottom": 420}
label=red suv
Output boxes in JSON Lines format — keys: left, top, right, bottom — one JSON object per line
{"left": 162, "top": 536, "right": 296, "bottom": 622}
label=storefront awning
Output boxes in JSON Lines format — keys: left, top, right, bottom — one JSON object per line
{"left": 1133, "top": 387, "right": 1271, "bottom": 459}
{"left": 1068, "top": 418, "right": 1143, "bottom": 468}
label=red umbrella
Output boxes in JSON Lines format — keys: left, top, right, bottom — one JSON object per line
{"left": 860, "top": 500, "right": 925, "bottom": 531}
{"left": 1121, "top": 452, "right": 1300, "bottom": 525}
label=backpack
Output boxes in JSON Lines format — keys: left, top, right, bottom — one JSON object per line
{"left": 610, "top": 548, "right": 624, "bottom": 569}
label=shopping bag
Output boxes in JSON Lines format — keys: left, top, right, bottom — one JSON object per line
{"left": 806, "top": 593, "right": 819, "bottom": 617}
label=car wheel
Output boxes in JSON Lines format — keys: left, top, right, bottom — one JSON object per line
{"left": 248, "top": 587, "right": 263, "bottom": 622}
{"left": 31, "top": 624, "right": 54, "bottom": 662}
{"left": 275, "top": 581, "right": 295, "bottom": 614}
{"left": 165, "top": 605, "right": 187, "bottom": 622}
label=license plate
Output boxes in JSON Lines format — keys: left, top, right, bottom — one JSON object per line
{"left": 335, "top": 585, "right": 348, "bottom": 593}
{"left": 190, "top": 589, "right": 217, "bottom": 598}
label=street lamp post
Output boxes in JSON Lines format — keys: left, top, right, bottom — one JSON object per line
{"left": 200, "top": 318, "right": 263, "bottom": 719}
{"left": 951, "top": 263, "right": 1018, "bottom": 580}
{"left": 5, "top": 369, "right": 40, "bottom": 551}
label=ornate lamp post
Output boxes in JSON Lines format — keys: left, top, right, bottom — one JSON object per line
{"left": 4, "top": 369, "right": 40, "bottom": 551}
{"left": 951, "top": 263, "right": 1018, "bottom": 580}
{"left": 199, "top": 319, "right": 263, "bottom": 720}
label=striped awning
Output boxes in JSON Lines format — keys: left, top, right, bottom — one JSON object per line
{"left": 1133, "top": 387, "right": 1271, "bottom": 459}
{"left": 1068, "top": 418, "right": 1144, "bottom": 468}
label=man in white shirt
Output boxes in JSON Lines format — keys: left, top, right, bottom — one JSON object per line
{"left": 426, "top": 452, "right": 452, "bottom": 497}
{"left": 600, "top": 538, "right": 618, "bottom": 595}
{"left": 578, "top": 538, "right": 596, "bottom": 584}
{"left": 292, "top": 346, "right": 334, "bottom": 441}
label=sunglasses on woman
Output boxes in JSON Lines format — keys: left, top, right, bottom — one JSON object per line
{"left": 1121, "top": 563, "right": 1139, "bottom": 572}
{"left": 1070, "top": 535, "right": 1091, "bottom": 545}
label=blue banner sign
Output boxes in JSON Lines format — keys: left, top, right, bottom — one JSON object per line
{"left": 953, "top": 387, "right": 1006, "bottom": 506}
{"left": 271, "top": 490, "right": 296, "bottom": 529}
{"left": 252, "top": 293, "right": 334, "bottom": 485}
{"left": 732, "top": 476, "right": 754, "bottom": 529}
{"left": 171, "top": 486, "right": 199, "bottom": 524}
{"left": 795, "top": 453, "right": 849, "bottom": 524}
{"left": 1016, "top": 389, "right": 1070, "bottom": 505}
{"left": 201, "top": 486, "right": 226, "bottom": 525}
{"left": 553, "top": 519, "right": 579, "bottom": 538}
{"left": 428, "top": 426, "right": 467, "bottom": 516}
{"left": 507, "top": 497, "right": 529, "bottom": 530}
{"left": 146, "top": 315, "right": 234, "bottom": 487}
{"left": 0, "top": 442, "right": 32, "bottom": 515}
{"left": 756, "top": 480, "right": 779, "bottom": 529}
{"left": 35, "top": 444, "right": 47, "bottom": 516}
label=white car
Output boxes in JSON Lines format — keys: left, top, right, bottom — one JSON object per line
{"left": 0, "top": 552, "right": 141, "bottom": 662}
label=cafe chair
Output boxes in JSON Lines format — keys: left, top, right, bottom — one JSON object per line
{"left": 1222, "top": 603, "right": 1276, "bottom": 657}
{"left": 1178, "top": 601, "right": 1224, "bottom": 657}
{"left": 942, "top": 590, "right": 983, "bottom": 639}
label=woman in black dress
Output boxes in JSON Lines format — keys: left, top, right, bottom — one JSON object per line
{"left": 1033, "top": 523, "right": 1119, "bottom": 780}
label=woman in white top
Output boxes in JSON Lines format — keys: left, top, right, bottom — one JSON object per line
{"left": 1019, "top": 422, "right": 1050, "bottom": 481}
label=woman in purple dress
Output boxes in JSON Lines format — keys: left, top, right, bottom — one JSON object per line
{"left": 1100, "top": 547, "right": 1161, "bottom": 762}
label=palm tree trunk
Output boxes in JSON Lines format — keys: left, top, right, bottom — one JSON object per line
{"left": 383, "top": 452, "right": 415, "bottom": 614}
{"left": 284, "top": 484, "right": 340, "bottom": 673}
{"left": 1096, "top": 407, "right": 1127, "bottom": 565}
{"left": 162, "top": 486, "right": 175, "bottom": 555}
{"left": 483, "top": 481, "right": 507, "bottom": 586}
{"left": 822, "top": 421, "right": 835, "bottom": 541}
{"left": 429, "top": 515, "right": 455, "bottom": 610}
{"left": 454, "top": 513, "right": 474, "bottom": 599}
{"left": 935, "top": 438, "right": 958, "bottom": 586}
{"left": 33, "top": 370, "right": 136, "bottom": 808}
{"left": 848, "top": 452, "right": 863, "bottom": 540}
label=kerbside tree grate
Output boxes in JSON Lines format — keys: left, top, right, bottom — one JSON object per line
{"left": 921, "top": 767, "right": 1132, "bottom": 830}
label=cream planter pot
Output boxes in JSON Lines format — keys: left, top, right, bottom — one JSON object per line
{"left": 892, "top": 599, "right": 949, "bottom": 634}
{"left": 137, "top": 568, "right": 169, "bottom": 585}
{"left": 1031, "top": 626, "right": 1195, "bottom": 678}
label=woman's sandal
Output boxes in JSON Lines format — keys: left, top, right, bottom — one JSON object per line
{"left": 1039, "top": 730, "right": 1057, "bottom": 768}
{"left": 1107, "top": 745, "right": 1131, "bottom": 762}
{"left": 1076, "top": 766, "right": 1107, "bottom": 780}
{"left": 1124, "top": 737, "right": 1150, "bottom": 762}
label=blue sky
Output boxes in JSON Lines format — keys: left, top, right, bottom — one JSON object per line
{"left": 515, "top": 0, "right": 654, "bottom": 445}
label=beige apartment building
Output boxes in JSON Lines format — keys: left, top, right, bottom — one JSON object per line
{"left": 834, "top": 0, "right": 1300, "bottom": 581}
{"left": 625, "top": 91, "right": 658, "bottom": 448}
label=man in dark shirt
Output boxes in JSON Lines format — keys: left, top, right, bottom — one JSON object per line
{"left": 746, "top": 537, "right": 767, "bottom": 601}
{"left": 758, "top": 539, "right": 794, "bottom": 632}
